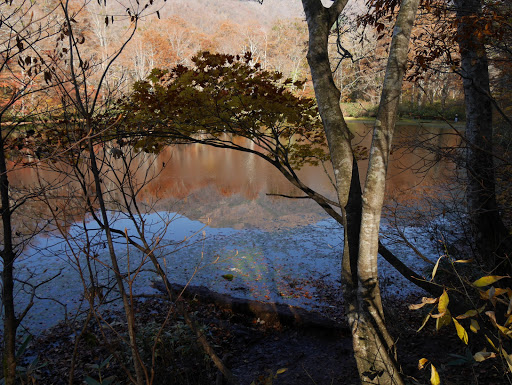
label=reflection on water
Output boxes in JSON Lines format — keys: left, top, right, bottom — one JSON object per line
{"left": 9, "top": 122, "right": 460, "bottom": 230}
{"left": 6, "top": 121, "right": 460, "bottom": 333}
{"left": 140, "top": 122, "right": 459, "bottom": 228}
{"left": 141, "top": 143, "right": 334, "bottom": 229}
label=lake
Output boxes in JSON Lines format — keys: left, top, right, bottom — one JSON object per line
{"left": 7, "top": 121, "right": 460, "bottom": 334}
{"left": 111, "top": 120, "right": 459, "bottom": 228}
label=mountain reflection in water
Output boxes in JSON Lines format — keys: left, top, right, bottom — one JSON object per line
{"left": 138, "top": 122, "right": 459, "bottom": 229}
{"left": 9, "top": 122, "right": 459, "bottom": 230}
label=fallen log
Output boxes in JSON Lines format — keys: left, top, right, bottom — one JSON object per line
{"left": 151, "top": 279, "right": 346, "bottom": 332}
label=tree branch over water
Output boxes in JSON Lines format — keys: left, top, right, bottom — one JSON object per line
{"left": 115, "top": 51, "right": 442, "bottom": 297}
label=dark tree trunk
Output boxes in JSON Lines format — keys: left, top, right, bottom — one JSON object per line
{"left": 455, "top": 0, "right": 511, "bottom": 272}
{"left": 0, "top": 129, "right": 17, "bottom": 385}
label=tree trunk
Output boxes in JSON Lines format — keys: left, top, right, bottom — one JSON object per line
{"left": 87, "top": 133, "right": 147, "bottom": 385}
{"left": 302, "top": 0, "right": 354, "bottom": 210}
{"left": 454, "top": 0, "right": 511, "bottom": 272}
{"left": 301, "top": 0, "right": 419, "bottom": 383}
{"left": 0, "top": 129, "right": 17, "bottom": 385}
{"left": 353, "top": 0, "right": 419, "bottom": 382}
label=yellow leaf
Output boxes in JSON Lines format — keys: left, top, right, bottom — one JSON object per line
{"left": 430, "top": 364, "right": 440, "bottom": 385}
{"left": 505, "top": 315, "right": 512, "bottom": 327}
{"left": 482, "top": 287, "right": 508, "bottom": 302}
{"left": 493, "top": 288, "right": 509, "bottom": 296}
{"left": 436, "top": 309, "right": 452, "bottom": 331}
{"left": 454, "top": 259, "right": 474, "bottom": 263}
{"left": 473, "top": 350, "right": 496, "bottom": 362}
{"left": 431, "top": 256, "right": 442, "bottom": 280}
{"left": 438, "top": 290, "right": 449, "bottom": 314}
{"left": 453, "top": 318, "right": 468, "bottom": 344}
{"left": 498, "top": 324, "right": 511, "bottom": 337}
{"left": 501, "top": 347, "right": 512, "bottom": 373}
{"left": 470, "top": 319, "right": 480, "bottom": 333}
{"left": 417, "top": 313, "right": 431, "bottom": 332}
{"left": 276, "top": 368, "right": 288, "bottom": 375}
{"left": 418, "top": 358, "right": 429, "bottom": 370}
{"left": 473, "top": 275, "right": 508, "bottom": 287}
{"left": 456, "top": 309, "right": 478, "bottom": 319}
{"left": 485, "top": 334, "right": 498, "bottom": 351}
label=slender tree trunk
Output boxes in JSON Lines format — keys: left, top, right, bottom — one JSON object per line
{"left": 440, "top": 81, "right": 449, "bottom": 110}
{"left": 302, "top": 0, "right": 354, "bottom": 209}
{"left": 0, "top": 129, "right": 17, "bottom": 385}
{"left": 353, "top": 1, "right": 419, "bottom": 382}
{"left": 299, "top": 6, "right": 367, "bottom": 379}
{"left": 87, "top": 132, "right": 147, "bottom": 385}
{"left": 454, "top": 0, "right": 511, "bottom": 272}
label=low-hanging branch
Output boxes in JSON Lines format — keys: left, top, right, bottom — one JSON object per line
{"left": 113, "top": 51, "right": 442, "bottom": 297}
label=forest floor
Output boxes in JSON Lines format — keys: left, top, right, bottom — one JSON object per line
{"left": 25, "top": 290, "right": 508, "bottom": 385}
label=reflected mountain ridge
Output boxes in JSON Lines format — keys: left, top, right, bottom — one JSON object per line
{"left": 9, "top": 122, "right": 459, "bottom": 231}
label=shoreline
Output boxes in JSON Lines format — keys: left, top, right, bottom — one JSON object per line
{"left": 14, "top": 213, "right": 441, "bottom": 335}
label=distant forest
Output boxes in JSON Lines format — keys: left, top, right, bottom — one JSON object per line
{"left": 2, "top": 0, "right": 488, "bottom": 120}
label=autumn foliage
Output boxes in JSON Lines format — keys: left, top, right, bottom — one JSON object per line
{"left": 121, "top": 51, "right": 328, "bottom": 169}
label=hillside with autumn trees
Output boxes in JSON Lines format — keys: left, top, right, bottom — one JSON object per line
{"left": 1, "top": 0, "right": 482, "bottom": 120}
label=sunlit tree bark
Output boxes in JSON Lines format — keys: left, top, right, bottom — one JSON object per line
{"left": 302, "top": 0, "right": 419, "bottom": 382}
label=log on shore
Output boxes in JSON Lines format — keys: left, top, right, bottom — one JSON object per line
{"left": 151, "top": 280, "right": 346, "bottom": 332}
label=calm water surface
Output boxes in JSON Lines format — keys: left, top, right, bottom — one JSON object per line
{"left": 10, "top": 121, "right": 459, "bottom": 229}
{"left": 6, "top": 121, "right": 460, "bottom": 333}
